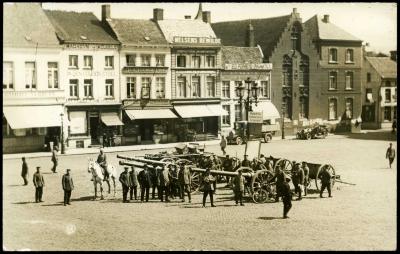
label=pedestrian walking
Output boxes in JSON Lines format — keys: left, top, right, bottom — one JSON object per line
{"left": 292, "top": 162, "right": 304, "bottom": 200}
{"left": 282, "top": 176, "right": 293, "bottom": 219}
{"left": 233, "top": 169, "right": 245, "bottom": 206}
{"left": 21, "top": 157, "right": 29, "bottom": 186}
{"left": 138, "top": 165, "right": 152, "bottom": 202}
{"left": 129, "top": 166, "right": 139, "bottom": 200}
{"left": 32, "top": 167, "right": 45, "bottom": 203}
{"left": 159, "top": 165, "right": 171, "bottom": 202}
{"left": 220, "top": 135, "right": 227, "bottom": 155}
{"left": 51, "top": 146, "right": 58, "bottom": 173}
{"left": 178, "top": 165, "right": 192, "bottom": 203}
{"left": 62, "top": 169, "right": 74, "bottom": 206}
{"left": 392, "top": 119, "right": 397, "bottom": 133}
{"left": 386, "top": 143, "right": 396, "bottom": 169}
{"left": 302, "top": 161, "right": 310, "bottom": 196}
{"left": 201, "top": 168, "right": 217, "bottom": 208}
{"left": 319, "top": 167, "right": 333, "bottom": 198}
{"left": 119, "top": 167, "right": 131, "bottom": 203}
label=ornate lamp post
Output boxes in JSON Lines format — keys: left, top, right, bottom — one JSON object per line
{"left": 60, "top": 112, "right": 65, "bottom": 154}
{"left": 281, "top": 105, "right": 285, "bottom": 139}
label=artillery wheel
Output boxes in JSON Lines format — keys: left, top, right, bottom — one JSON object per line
{"left": 251, "top": 170, "right": 276, "bottom": 203}
{"left": 264, "top": 133, "right": 272, "bottom": 143}
{"left": 190, "top": 171, "right": 202, "bottom": 193}
{"left": 236, "top": 137, "right": 243, "bottom": 145}
{"left": 252, "top": 189, "right": 269, "bottom": 204}
{"left": 229, "top": 167, "right": 253, "bottom": 191}
{"left": 274, "top": 158, "right": 293, "bottom": 174}
{"left": 315, "top": 164, "right": 336, "bottom": 191}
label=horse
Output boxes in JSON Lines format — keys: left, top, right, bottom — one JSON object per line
{"left": 87, "top": 158, "right": 117, "bottom": 200}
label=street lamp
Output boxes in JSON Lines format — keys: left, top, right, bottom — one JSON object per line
{"left": 281, "top": 104, "right": 285, "bottom": 139}
{"left": 60, "top": 112, "right": 65, "bottom": 154}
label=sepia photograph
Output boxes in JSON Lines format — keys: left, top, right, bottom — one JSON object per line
{"left": 2, "top": 2, "right": 397, "bottom": 251}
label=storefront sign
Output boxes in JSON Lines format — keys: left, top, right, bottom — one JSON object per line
{"left": 65, "top": 44, "right": 118, "bottom": 50}
{"left": 248, "top": 111, "right": 263, "bottom": 123}
{"left": 122, "top": 66, "right": 168, "bottom": 75}
{"left": 175, "top": 49, "right": 217, "bottom": 54}
{"left": 67, "top": 70, "right": 116, "bottom": 77}
{"left": 173, "top": 36, "right": 221, "bottom": 44}
{"left": 224, "top": 63, "right": 272, "bottom": 70}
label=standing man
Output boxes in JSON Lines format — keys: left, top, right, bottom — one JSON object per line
{"left": 159, "top": 165, "right": 171, "bottom": 202}
{"left": 51, "top": 146, "right": 58, "bottom": 173}
{"left": 138, "top": 165, "right": 152, "bottom": 202}
{"left": 386, "top": 143, "right": 396, "bottom": 169}
{"left": 392, "top": 119, "right": 397, "bottom": 133}
{"left": 21, "top": 157, "right": 29, "bottom": 186}
{"left": 201, "top": 168, "right": 217, "bottom": 208}
{"left": 220, "top": 135, "right": 227, "bottom": 155}
{"left": 32, "top": 167, "right": 45, "bottom": 203}
{"left": 129, "top": 166, "right": 139, "bottom": 200}
{"left": 222, "top": 155, "right": 233, "bottom": 186}
{"left": 319, "top": 167, "right": 333, "bottom": 198}
{"left": 151, "top": 166, "right": 161, "bottom": 200}
{"left": 302, "top": 161, "right": 310, "bottom": 196}
{"left": 119, "top": 167, "right": 131, "bottom": 203}
{"left": 97, "top": 148, "right": 109, "bottom": 181}
{"left": 179, "top": 165, "right": 192, "bottom": 203}
{"left": 241, "top": 154, "right": 251, "bottom": 167}
{"left": 292, "top": 162, "right": 304, "bottom": 200}
{"left": 233, "top": 168, "right": 245, "bottom": 206}
{"left": 268, "top": 165, "right": 285, "bottom": 202}
{"left": 62, "top": 169, "right": 74, "bottom": 206}
{"left": 282, "top": 176, "right": 293, "bottom": 219}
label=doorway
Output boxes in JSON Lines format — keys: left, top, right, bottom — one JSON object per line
{"left": 90, "top": 116, "right": 99, "bottom": 144}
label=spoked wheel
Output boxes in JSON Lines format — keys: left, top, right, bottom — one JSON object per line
{"left": 274, "top": 158, "right": 293, "bottom": 175}
{"left": 190, "top": 171, "right": 201, "bottom": 193}
{"left": 251, "top": 170, "right": 275, "bottom": 203}
{"left": 264, "top": 133, "right": 272, "bottom": 143}
{"left": 315, "top": 164, "right": 336, "bottom": 191}
{"left": 236, "top": 137, "right": 243, "bottom": 145}
{"left": 252, "top": 189, "right": 268, "bottom": 204}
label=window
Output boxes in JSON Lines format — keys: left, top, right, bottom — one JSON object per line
{"left": 366, "top": 88, "right": 373, "bottom": 102}
{"left": 384, "top": 107, "right": 391, "bottom": 121}
{"left": 222, "top": 81, "right": 230, "bottom": 98}
{"left": 222, "top": 105, "right": 230, "bottom": 125}
{"left": 155, "top": 55, "right": 165, "bottom": 67}
{"left": 385, "top": 89, "right": 391, "bottom": 102}
{"left": 345, "top": 71, "right": 354, "bottom": 90}
{"left": 345, "top": 98, "right": 353, "bottom": 119}
{"left": 83, "top": 55, "right": 93, "bottom": 69}
{"left": 206, "top": 76, "right": 216, "bottom": 97}
{"left": 345, "top": 49, "right": 354, "bottom": 63}
{"left": 48, "top": 62, "right": 58, "bottom": 89}
{"left": 3, "top": 62, "right": 14, "bottom": 90}
{"left": 235, "top": 104, "right": 241, "bottom": 121}
{"left": 282, "top": 97, "right": 291, "bottom": 119}
{"left": 299, "top": 64, "right": 308, "bottom": 86}
{"left": 234, "top": 81, "right": 242, "bottom": 97}
{"left": 177, "top": 77, "right": 186, "bottom": 98}
{"left": 141, "top": 77, "right": 151, "bottom": 99}
{"left": 192, "top": 56, "right": 201, "bottom": 68}
{"left": 105, "top": 56, "right": 114, "bottom": 68}
{"left": 25, "top": 62, "right": 36, "bottom": 89}
{"left": 69, "top": 79, "right": 79, "bottom": 98}
{"left": 385, "top": 81, "right": 391, "bottom": 87}
{"left": 141, "top": 55, "right": 151, "bottom": 67}
{"left": 283, "top": 67, "right": 292, "bottom": 87}
{"left": 191, "top": 76, "right": 201, "bottom": 98}
{"left": 126, "top": 54, "right": 136, "bottom": 66}
{"left": 329, "top": 71, "right": 337, "bottom": 90}
{"left": 299, "top": 97, "right": 308, "bottom": 119}
{"left": 69, "top": 55, "right": 78, "bottom": 68}
{"left": 155, "top": 77, "right": 165, "bottom": 99}
{"left": 329, "top": 98, "right": 337, "bottom": 120}
{"left": 261, "top": 80, "right": 270, "bottom": 98}
{"left": 126, "top": 77, "right": 136, "bottom": 98}
{"left": 367, "top": 73, "right": 371, "bottom": 82}
{"left": 394, "top": 88, "right": 397, "bottom": 102}
{"left": 206, "top": 56, "right": 215, "bottom": 67}
{"left": 329, "top": 48, "right": 337, "bottom": 63}
{"left": 83, "top": 79, "right": 93, "bottom": 98}
{"left": 177, "top": 55, "right": 186, "bottom": 67}
{"left": 105, "top": 79, "right": 114, "bottom": 97}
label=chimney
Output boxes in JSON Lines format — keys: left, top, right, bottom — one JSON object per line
{"left": 202, "top": 11, "right": 211, "bottom": 23}
{"left": 323, "top": 14, "right": 329, "bottom": 23}
{"left": 102, "top": 4, "right": 111, "bottom": 22}
{"left": 246, "top": 22, "right": 255, "bottom": 47}
{"left": 153, "top": 8, "right": 163, "bottom": 21}
{"left": 185, "top": 15, "right": 191, "bottom": 19}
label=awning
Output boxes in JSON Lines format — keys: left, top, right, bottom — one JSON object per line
{"left": 3, "top": 105, "right": 64, "bottom": 129}
{"left": 174, "top": 105, "right": 222, "bottom": 118}
{"left": 207, "top": 105, "right": 229, "bottom": 116}
{"left": 100, "top": 112, "right": 124, "bottom": 126}
{"left": 125, "top": 109, "right": 178, "bottom": 120}
{"left": 251, "top": 101, "right": 281, "bottom": 120}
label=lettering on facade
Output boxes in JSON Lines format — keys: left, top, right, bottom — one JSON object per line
{"left": 175, "top": 49, "right": 217, "bottom": 54}
{"left": 248, "top": 111, "right": 263, "bottom": 123}
{"left": 65, "top": 44, "right": 118, "bottom": 50}
{"left": 122, "top": 67, "right": 168, "bottom": 75}
{"left": 67, "top": 70, "right": 116, "bottom": 77}
{"left": 224, "top": 63, "right": 273, "bottom": 70}
{"left": 173, "top": 36, "right": 221, "bottom": 44}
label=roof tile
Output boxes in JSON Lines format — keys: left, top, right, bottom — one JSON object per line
{"left": 158, "top": 19, "right": 217, "bottom": 43}
{"left": 366, "top": 57, "right": 397, "bottom": 79}
{"left": 221, "top": 46, "right": 263, "bottom": 65}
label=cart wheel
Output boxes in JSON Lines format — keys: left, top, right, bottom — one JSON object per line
{"left": 274, "top": 158, "right": 293, "bottom": 174}
{"left": 252, "top": 189, "right": 269, "bottom": 203}
{"left": 264, "top": 133, "right": 272, "bottom": 143}
{"left": 236, "top": 137, "right": 243, "bottom": 145}
{"left": 250, "top": 169, "right": 275, "bottom": 203}
{"left": 315, "top": 164, "right": 336, "bottom": 191}
{"left": 306, "top": 133, "right": 311, "bottom": 140}
{"left": 190, "top": 171, "right": 201, "bottom": 193}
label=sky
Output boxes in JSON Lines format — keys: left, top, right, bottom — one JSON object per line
{"left": 42, "top": 2, "right": 397, "bottom": 54}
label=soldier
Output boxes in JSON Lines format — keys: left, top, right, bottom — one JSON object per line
{"left": 179, "top": 165, "right": 192, "bottom": 203}
{"left": 170, "top": 164, "right": 179, "bottom": 199}
{"left": 241, "top": 154, "right": 251, "bottom": 167}
{"left": 282, "top": 176, "right": 293, "bottom": 219}
{"left": 302, "top": 162, "right": 310, "bottom": 196}
{"left": 233, "top": 168, "right": 245, "bottom": 206}
{"left": 62, "top": 169, "right": 74, "bottom": 206}
{"left": 220, "top": 135, "right": 227, "bottom": 155}
{"left": 151, "top": 166, "right": 161, "bottom": 199}
{"left": 268, "top": 165, "right": 285, "bottom": 202}
{"left": 386, "top": 143, "right": 396, "bottom": 169}
{"left": 222, "top": 155, "right": 233, "bottom": 186}
{"left": 138, "top": 165, "right": 152, "bottom": 202}
{"left": 159, "top": 165, "right": 171, "bottom": 202}
{"left": 201, "top": 168, "right": 217, "bottom": 208}
{"left": 292, "top": 162, "right": 304, "bottom": 200}
{"left": 129, "top": 166, "right": 139, "bottom": 200}
{"left": 21, "top": 157, "right": 29, "bottom": 186}
{"left": 97, "top": 148, "right": 109, "bottom": 181}
{"left": 119, "top": 167, "right": 131, "bottom": 203}
{"left": 319, "top": 167, "right": 333, "bottom": 198}
{"left": 51, "top": 146, "right": 58, "bottom": 173}
{"left": 32, "top": 166, "right": 45, "bottom": 203}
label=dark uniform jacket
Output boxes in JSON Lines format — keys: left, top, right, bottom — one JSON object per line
{"left": 62, "top": 174, "right": 74, "bottom": 191}
{"left": 151, "top": 168, "right": 160, "bottom": 186}
{"left": 97, "top": 154, "right": 107, "bottom": 167}
{"left": 222, "top": 158, "right": 233, "bottom": 171}
{"left": 201, "top": 174, "right": 216, "bottom": 191}
{"left": 138, "top": 169, "right": 152, "bottom": 188}
{"left": 129, "top": 170, "right": 139, "bottom": 187}
{"left": 233, "top": 174, "right": 245, "bottom": 192}
{"left": 119, "top": 171, "right": 131, "bottom": 188}
{"left": 21, "top": 162, "right": 28, "bottom": 176}
{"left": 33, "top": 172, "right": 45, "bottom": 187}
{"left": 51, "top": 150, "right": 58, "bottom": 162}
{"left": 386, "top": 147, "right": 396, "bottom": 159}
{"left": 281, "top": 181, "right": 292, "bottom": 200}
{"left": 293, "top": 167, "right": 304, "bottom": 185}
{"left": 319, "top": 170, "right": 332, "bottom": 185}
{"left": 241, "top": 159, "right": 251, "bottom": 167}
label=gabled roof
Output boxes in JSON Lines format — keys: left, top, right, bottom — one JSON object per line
{"left": 212, "top": 15, "right": 291, "bottom": 60}
{"left": 157, "top": 19, "right": 217, "bottom": 43}
{"left": 221, "top": 46, "right": 263, "bottom": 65}
{"left": 44, "top": 10, "right": 119, "bottom": 44}
{"left": 366, "top": 57, "right": 397, "bottom": 79}
{"left": 107, "top": 19, "right": 168, "bottom": 46}
{"left": 304, "top": 15, "right": 362, "bottom": 42}
{"left": 3, "top": 3, "right": 60, "bottom": 48}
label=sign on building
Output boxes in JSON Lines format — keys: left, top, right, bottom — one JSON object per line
{"left": 248, "top": 111, "right": 263, "bottom": 123}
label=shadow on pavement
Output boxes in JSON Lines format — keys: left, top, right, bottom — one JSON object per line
{"left": 342, "top": 130, "right": 397, "bottom": 141}
{"left": 71, "top": 196, "right": 95, "bottom": 202}
{"left": 41, "top": 202, "right": 64, "bottom": 207}
{"left": 12, "top": 201, "right": 36, "bottom": 205}
{"left": 258, "top": 216, "right": 282, "bottom": 220}
{"left": 8, "top": 184, "right": 24, "bottom": 187}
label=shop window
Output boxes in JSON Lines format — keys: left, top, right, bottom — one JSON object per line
{"left": 384, "top": 107, "right": 391, "bottom": 121}
{"left": 345, "top": 71, "right": 354, "bottom": 90}
{"left": 84, "top": 55, "right": 93, "bottom": 69}
{"left": 222, "top": 105, "right": 230, "bottom": 125}
{"left": 69, "top": 55, "right": 78, "bottom": 68}
{"left": 345, "top": 98, "right": 353, "bottom": 119}
{"left": 177, "top": 77, "right": 186, "bottom": 98}
{"left": 155, "top": 77, "right": 165, "bottom": 99}
{"left": 206, "top": 56, "right": 215, "bottom": 67}
{"left": 192, "top": 56, "right": 201, "bottom": 68}
{"left": 155, "top": 55, "right": 165, "bottom": 67}
{"left": 105, "top": 56, "right": 114, "bottom": 68}
{"left": 141, "top": 55, "right": 151, "bottom": 67}
{"left": 3, "top": 62, "right": 14, "bottom": 90}
{"left": 69, "top": 79, "right": 79, "bottom": 98}
{"left": 329, "top": 71, "right": 337, "bottom": 90}
{"left": 84, "top": 79, "right": 93, "bottom": 98}
{"left": 105, "top": 79, "right": 114, "bottom": 98}
{"left": 385, "top": 89, "right": 391, "bottom": 102}
{"left": 206, "top": 76, "right": 216, "bottom": 97}
{"left": 222, "top": 81, "right": 230, "bottom": 98}
{"left": 126, "top": 54, "right": 136, "bottom": 66}
{"left": 329, "top": 98, "right": 337, "bottom": 120}
{"left": 69, "top": 111, "right": 87, "bottom": 134}
{"left": 261, "top": 80, "right": 270, "bottom": 98}
{"left": 25, "top": 62, "right": 36, "bottom": 89}
{"left": 191, "top": 76, "right": 201, "bottom": 98}
{"left": 345, "top": 49, "right": 354, "bottom": 63}
{"left": 367, "top": 73, "right": 371, "bottom": 82}
{"left": 126, "top": 77, "right": 136, "bottom": 98}
{"left": 48, "top": 62, "right": 58, "bottom": 89}
{"left": 177, "top": 55, "right": 186, "bottom": 67}
{"left": 329, "top": 48, "right": 338, "bottom": 63}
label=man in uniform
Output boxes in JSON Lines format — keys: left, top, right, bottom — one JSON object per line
{"left": 179, "top": 165, "right": 192, "bottom": 203}
{"left": 268, "top": 165, "right": 285, "bottom": 202}
{"left": 386, "top": 143, "right": 396, "bottom": 169}
{"left": 282, "top": 176, "right": 293, "bottom": 219}
{"left": 302, "top": 162, "right": 310, "bottom": 196}
{"left": 62, "top": 169, "right": 74, "bottom": 206}
{"left": 151, "top": 166, "right": 161, "bottom": 200}
{"left": 292, "top": 162, "right": 304, "bottom": 200}
{"left": 138, "top": 165, "right": 152, "bottom": 202}
{"left": 119, "top": 167, "right": 131, "bottom": 203}
{"left": 21, "top": 157, "right": 29, "bottom": 186}
{"left": 129, "top": 166, "right": 139, "bottom": 200}
{"left": 32, "top": 166, "right": 45, "bottom": 203}
{"left": 241, "top": 154, "right": 251, "bottom": 167}
{"left": 97, "top": 148, "right": 109, "bottom": 181}
{"left": 319, "top": 166, "right": 333, "bottom": 198}
{"left": 51, "top": 146, "right": 58, "bottom": 173}
{"left": 159, "top": 165, "right": 171, "bottom": 202}
{"left": 233, "top": 168, "right": 245, "bottom": 206}
{"left": 222, "top": 155, "right": 233, "bottom": 186}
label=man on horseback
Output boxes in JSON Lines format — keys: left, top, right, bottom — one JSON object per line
{"left": 97, "top": 148, "right": 109, "bottom": 181}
